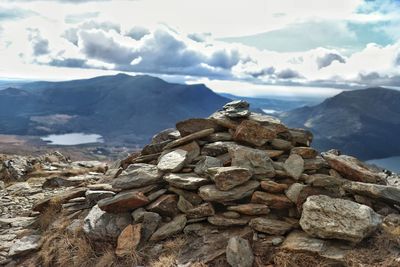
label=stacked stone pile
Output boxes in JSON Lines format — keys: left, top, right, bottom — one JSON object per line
{"left": 7, "top": 100, "right": 400, "bottom": 266}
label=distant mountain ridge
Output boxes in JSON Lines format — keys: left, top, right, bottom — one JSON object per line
{"left": 280, "top": 87, "right": 400, "bottom": 160}
{"left": 0, "top": 74, "right": 229, "bottom": 144}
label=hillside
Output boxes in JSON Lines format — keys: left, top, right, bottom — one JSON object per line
{"left": 0, "top": 74, "right": 229, "bottom": 144}
{"left": 280, "top": 87, "right": 400, "bottom": 160}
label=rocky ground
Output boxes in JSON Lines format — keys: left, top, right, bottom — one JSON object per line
{"left": 1, "top": 100, "right": 400, "bottom": 267}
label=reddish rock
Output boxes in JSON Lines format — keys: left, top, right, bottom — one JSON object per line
{"left": 251, "top": 191, "right": 292, "bottom": 209}
{"left": 186, "top": 202, "right": 215, "bottom": 219}
{"left": 98, "top": 191, "right": 149, "bottom": 213}
{"left": 146, "top": 194, "right": 179, "bottom": 217}
{"left": 260, "top": 180, "right": 288, "bottom": 193}
{"left": 249, "top": 217, "right": 294, "bottom": 235}
{"left": 322, "top": 152, "right": 385, "bottom": 183}
{"left": 291, "top": 147, "right": 318, "bottom": 159}
{"left": 176, "top": 118, "right": 221, "bottom": 137}
{"left": 228, "top": 203, "right": 270, "bottom": 215}
{"left": 115, "top": 224, "right": 142, "bottom": 257}
{"left": 233, "top": 120, "right": 277, "bottom": 146}
{"left": 208, "top": 166, "right": 252, "bottom": 191}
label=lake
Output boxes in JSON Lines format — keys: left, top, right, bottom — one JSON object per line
{"left": 366, "top": 156, "right": 400, "bottom": 173}
{"left": 41, "top": 133, "right": 104, "bottom": 145}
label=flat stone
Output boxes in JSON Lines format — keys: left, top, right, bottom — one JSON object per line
{"left": 83, "top": 205, "right": 132, "bottom": 241}
{"left": 343, "top": 181, "right": 400, "bottom": 205}
{"left": 222, "top": 211, "right": 241, "bottom": 219}
{"left": 304, "top": 157, "right": 329, "bottom": 171}
{"left": 157, "top": 149, "right": 188, "bottom": 172}
{"left": 208, "top": 215, "right": 249, "bottom": 226}
{"left": 233, "top": 120, "right": 276, "bottom": 146}
{"left": 207, "top": 132, "right": 233, "bottom": 142}
{"left": 265, "top": 150, "right": 285, "bottom": 158}
{"left": 201, "top": 141, "right": 237, "bottom": 157}
{"left": 228, "top": 203, "right": 270, "bottom": 216}
{"left": 249, "top": 217, "right": 294, "bottom": 235}
{"left": 251, "top": 191, "right": 292, "bottom": 209}
{"left": 115, "top": 224, "right": 142, "bottom": 257}
{"left": 209, "top": 111, "right": 239, "bottom": 129}
{"left": 131, "top": 208, "right": 146, "bottom": 222}
{"left": 150, "top": 214, "right": 187, "bottom": 241}
{"left": 322, "top": 152, "right": 385, "bottom": 183}
{"left": 300, "top": 195, "right": 382, "bottom": 243}
{"left": 176, "top": 118, "right": 220, "bottom": 137}
{"left": 147, "top": 189, "right": 167, "bottom": 202}
{"left": 289, "top": 128, "right": 313, "bottom": 146}
{"left": 186, "top": 202, "right": 215, "bottom": 219}
{"left": 284, "top": 154, "right": 304, "bottom": 180}
{"left": 112, "top": 163, "right": 163, "bottom": 190}
{"left": 8, "top": 235, "right": 41, "bottom": 256}
{"left": 146, "top": 194, "right": 179, "bottom": 217}
{"left": 222, "top": 100, "right": 250, "bottom": 118}
{"left": 271, "top": 138, "right": 292, "bottom": 151}
{"left": 33, "top": 187, "right": 87, "bottom": 212}
{"left": 248, "top": 113, "right": 287, "bottom": 133}
{"left": 291, "top": 147, "right": 318, "bottom": 159}
{"left": 151, "top": 128, "right": 179, "bottom": 144}
{"left": 164, "top": 173, "right": 209, "bottom": 190}
{"left": 208, "top": 166, "right": 252, "bottom": 191}
{"left": 194, "top": 156, "right": 222, "bottom": 175}
{"left": 281, "top": 231, "right": 351, "bottom": 264}
{"left": 163, "top": 128, "right": 215, "bottom": 150}
{"left": 98, "top": 191, "right": 149, "bottom": 213}
{"left": 260, "top": 180, "right": 288, "bottom": 193}
{"left": 85, "top": 190, "right": 115, "bottom": 205}
{"left": 226, "top": 236, "right": 254, "bottom": 267}
{"left": 199, "top": 180, "right": 260, "bottom": 203}
{"left": 229, "top": 145, "right": 275, "bottom": 176}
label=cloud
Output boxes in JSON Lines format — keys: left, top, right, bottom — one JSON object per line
{"left": 125, "top": 26, "right": 150, "bottom": 40}
{"left": 316, "top": 52, "right": 346, "bottom": 69}
{"left": 63, "top": 20, "right": 121, "bottom": 45}
{"left": 0, "top": 7, "right": 36, "bottom": 21}
{"left": 65, "top": 12, "right": 99, "bottom": 24}
{"left": 28, "top": 29, "right": 49, "bottom": 56}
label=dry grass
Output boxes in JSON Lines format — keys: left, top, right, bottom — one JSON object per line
{"left": 149, "top": 255, "right": 177, "bottom": 267}
{"left": 274, "top": 251, "right": 338, "bottom": 267}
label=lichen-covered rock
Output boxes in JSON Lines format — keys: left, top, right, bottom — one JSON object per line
{"left": 300, "top": 195, "right": 381, "bottom": 242}
{"left": 199, "top": 180, "right": 259, "bottom": 203}
{"left": 112, "top": 163, "right": 163, "bottom": 190}
{"left": 229, "top": 145, "right": 275, "bottom": 177}
{"left": 164, "top": 173, "right": 209, "bottom": 190}
{"left": 208, "top": 166, "right": 252, "bottom": 191}
{"left": 150, "top": 214, "right": 187, "bottom": 241}
{"left": 157, "top": 149, "right": 188, "bottom": 172}
{"left": 83, "top": 205, "right": 132, "bottom": 241}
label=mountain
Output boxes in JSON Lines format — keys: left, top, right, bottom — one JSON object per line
{"left": 280, "top": 87, "right": 400, "bottom": 160}
{"left": 0, "top": 74, "right": 229, "bottom": 144}
{"left": 219, "top": 93, "right": 318, "bottom": 114}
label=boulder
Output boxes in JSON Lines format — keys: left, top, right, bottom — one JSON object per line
{"left": 164, "top": 173, "right": 209, "bottom": 190}
{"left": 83, "top": 205, "right": 132, "bottom": 241}
{"left": 157, "top": 149, "right": 188, "bottom": 172}
{"left": 226, "top": 236, "right": 254, "bottom": 267}
{"left": 233, "top": 120, "right": 276, "bottom": 146}
{"left": 229, "top": 145, "right": 275, "bottom": 176}
{"left": 208, "top": 166, "right": 252, "bottom": 191}
{"left": 98, "top": 191, "right": 149, "bottom": 213}
{"left": 199, "top": 180, "right": 260, "bottom": 203}
{"left": 112, "top": 163, "right": 163, "bottom": 190}
{"left": 150, "top": 214, "right": 187, "bottom": 241}
{"left": 322, "top": 152, "right": 385, "bottom": 183}
{"left": 300, "top": 195, "right": 382, "bottom": 242}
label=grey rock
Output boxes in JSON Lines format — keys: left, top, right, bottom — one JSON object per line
{"left": 85, "top": 190, "right": 115, "bottom": 205}
{"left": 229, "top": 145, "right": 275, "bottom": 176}
{"left": 150, "top": 214, "right": 187, "bottom": 241}
{"left": 8, "top": 235, "right": 41, "bottom": 256}
{"left": 83, "top": 205, "right": 132, "bottom": 241}
{"left": 194, "top": 156, "right": 222, "bottom": 175}
{"left": 249, "top": 217, "right": 294, "bottom": 235}
{"left": 141, "top": 212, "right": 162, "bottom": 242}
{"left": 343, "top": 181, "right": 400, "bottom": 205}
{"left": 112, "top": 163, "right": 163, "bottom": 190}
{"left": 208, "top": 166, "right": 252, "bottom": 191}
{"left": 226, "top": 236, "right": 254, "bottom": 267}
{"left": 199, "top": 180, "right": 260, "bottom": 203}
{"left": 157, "top": 149, "right": 188, "bottom": 172}
{"left": 223, "top": 100, "right": 250, "bottom": 118}
{"left": 285, "top": 183, "right": 308, "bottom": 203}
{"left": 284, "top": 154, "right": 304, "bottom": 180}
{"left": 164, "top": 173, "right": 209, "bottom": 190}
{"left": 300, "top": 195, "right": 381, "bottom": 243}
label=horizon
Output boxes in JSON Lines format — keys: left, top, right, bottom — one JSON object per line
{"left": 1, "top": 0, "right": 400, "bottom": 97}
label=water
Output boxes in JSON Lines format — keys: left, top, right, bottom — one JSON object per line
{"left": 41, "top": 133, "right": 104, "bottom": 145}
{"left": 366, "top": 156, "right": 400, "bottom": 173}
{"left": 262, "top": 109, "right": 279, "bottom": 114}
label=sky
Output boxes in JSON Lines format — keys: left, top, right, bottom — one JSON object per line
{"left": 0, "top": 0, "right": 399, "bottom": 98}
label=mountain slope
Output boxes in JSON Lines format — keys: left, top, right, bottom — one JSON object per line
{"left": 0, "top": 74, "right": 229, "bottom": 144}
{"left": 280, "top": 87, "right": 400, "bottom": 160}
